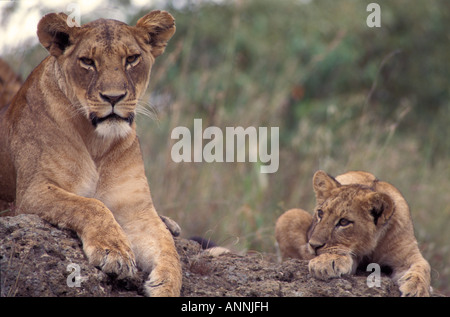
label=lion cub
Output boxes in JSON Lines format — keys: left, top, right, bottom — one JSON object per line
{"left": 0, "top": 11, "right": 180, "bottom": 296}
{"left": 276, "top": 171, "right": 431, "bottom": 296}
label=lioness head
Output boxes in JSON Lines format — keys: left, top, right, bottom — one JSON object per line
{"left": 307, "top": 170, "right": 395, "bottom": 258}
{"left": 37, "top": 10, "right": 175, "bottom": 139}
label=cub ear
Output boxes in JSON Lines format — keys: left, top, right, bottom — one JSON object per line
{"left": 135, "top": 10, "right": 176, "bottom": 58}
{"left": 312, "top": 170, "right": 341, "bottom": 204}
{"left": 37, "top": 12, "right": 76, "bottom": 57}
{"left": 367, "top": 192, "right": 395, "bottom": 226}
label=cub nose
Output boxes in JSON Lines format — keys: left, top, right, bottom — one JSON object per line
{"left": 100, "top": 92, "right": 127, "bottom": 106}
{"left": 308, "top": 240, "right": 325, "bottom": 254}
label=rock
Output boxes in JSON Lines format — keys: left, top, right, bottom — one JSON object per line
{"left": 0, "top": 214, "right": 145, "bottom": 297}
{"left": 0, "top": 214, "right": 401, "bottom": 297}
{"left": 178, "top": 241, "right": 400, "bottom": 297}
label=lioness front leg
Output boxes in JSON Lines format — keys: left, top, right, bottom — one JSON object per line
{"left": 120, "top": 210, "right": 182, "bottom": 296}
{"left": 19, "top": 184, "right": 137, "bottom": 278}
{"left": 308, "top": 253, "right": 354, "bottom": 279}
{"left": 80, "top": 210, "right": 137, "bottom": 278}
{"left": 99, "top": 151, "right": 182, "bottom": 296}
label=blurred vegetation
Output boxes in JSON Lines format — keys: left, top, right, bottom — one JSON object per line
{"left": 2, "top": 0, "right": 449, "bottom": 295}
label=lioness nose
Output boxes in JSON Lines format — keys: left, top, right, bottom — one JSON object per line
{"left": 100, "top": 92, "right": 127, "bottom": 106}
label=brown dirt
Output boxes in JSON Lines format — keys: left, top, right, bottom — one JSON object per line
{"left": 0, "top": 214, "right": 402, "bottom": 297}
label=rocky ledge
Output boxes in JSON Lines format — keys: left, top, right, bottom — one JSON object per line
{"left": 0, "top": 214, "right": 401, "bottom": 297}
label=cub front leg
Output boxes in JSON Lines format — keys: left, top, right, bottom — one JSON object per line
{"left": 395, "top": 258, "right": 431, "bottom": 297}
{"left": 308, "top": 253, "right": 354, "bottom": 279}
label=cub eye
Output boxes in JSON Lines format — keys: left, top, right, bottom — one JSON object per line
{"left": 126, "top": 54, "right": 140, "bottom": 66}
{"left": 337, "top": 218, "right": 351, "bottom": 227}
{"left": 317, "top": 209, "right": 324, "bottom": 219}
{"left": 80, "top": 57, "right": 95, "bottom": 67}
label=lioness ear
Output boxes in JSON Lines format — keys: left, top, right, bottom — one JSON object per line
{"left": 136, "top": 10, "right": 176, "bottom": 58}
{"left": 312, "top": 170, "right": 341, "bottom": 204}
{"left": 37, "top": 12, "right": 76, "bottom": 57}
{"left": 367, "top": 192, "right": 395, "bottom": 226}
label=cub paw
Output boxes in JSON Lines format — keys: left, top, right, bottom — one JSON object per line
{"left": 82, "top": 228, "right": 137, "bottom": 279}
{"left": 308, "top": 253, "right": 353, "bottom": 280}
{"left": 398, "top": 272, "right": 430, "bottom": 297}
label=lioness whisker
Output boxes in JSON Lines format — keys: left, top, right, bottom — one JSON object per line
{"left": 136, "top": 99, "right": 160, "bottom": 122}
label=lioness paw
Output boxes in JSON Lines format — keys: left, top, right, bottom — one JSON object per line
{"left": 160, "top": 215, "right": 181, "bottom": 237}
{"left": 144, "top": 264, "right": 182, "bottom": 297}
{"left": 398, "top": 272, "right": 430, "bottom": 297}
{"left": 83, "top": 230, "right": 137, "bottom": 279}
{"left": 308, "top": 254, "right": 353, "bottom": 280}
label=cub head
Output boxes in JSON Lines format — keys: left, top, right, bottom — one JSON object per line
{"left": 307, "top": 170, "right": 395, "bottom": 258}
{"left": 37, "top": 10, "right": 175, "bottom": 139}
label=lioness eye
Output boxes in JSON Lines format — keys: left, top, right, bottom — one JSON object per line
{"left": 80, "top": 57, "right": 94, "bottom": 67}
{"left": 126, "top": 54, "right": 140, "bottom": 65}
{"left": 337, "top": 218, "right": 351, "bottom": 227}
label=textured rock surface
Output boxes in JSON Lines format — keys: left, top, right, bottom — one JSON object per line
{"left": 1, "top": 214, "right": 401, "bottom": 297}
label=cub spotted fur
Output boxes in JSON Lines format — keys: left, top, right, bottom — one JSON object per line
{"left": 0, "top": 11, "right": 180, "bottom": 296}
{"left": 275, "top": 170, "right": 431, "bottom": 296}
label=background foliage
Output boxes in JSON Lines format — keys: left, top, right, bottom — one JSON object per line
{"left": 2, "top": 0, "right": 449, "bottom": 295}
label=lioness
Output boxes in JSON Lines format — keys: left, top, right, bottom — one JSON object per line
{"left": 275, "top": 170, "right": 431, "bottom": 296}
{"left": 0, "top": 11, "right": 181, "bottom": 296}
{"left": 0, "top": 58, "right": 22, "bottom": 109}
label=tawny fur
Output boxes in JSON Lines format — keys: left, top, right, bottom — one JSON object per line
{"left": 0, "top": 58, "right": 22, "bottom": 110}
{"left": 275, "top": 170, "right": 431, "bottom": 297}
{"left": 0, "top": 10, "right": 180, "bottom": 296}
